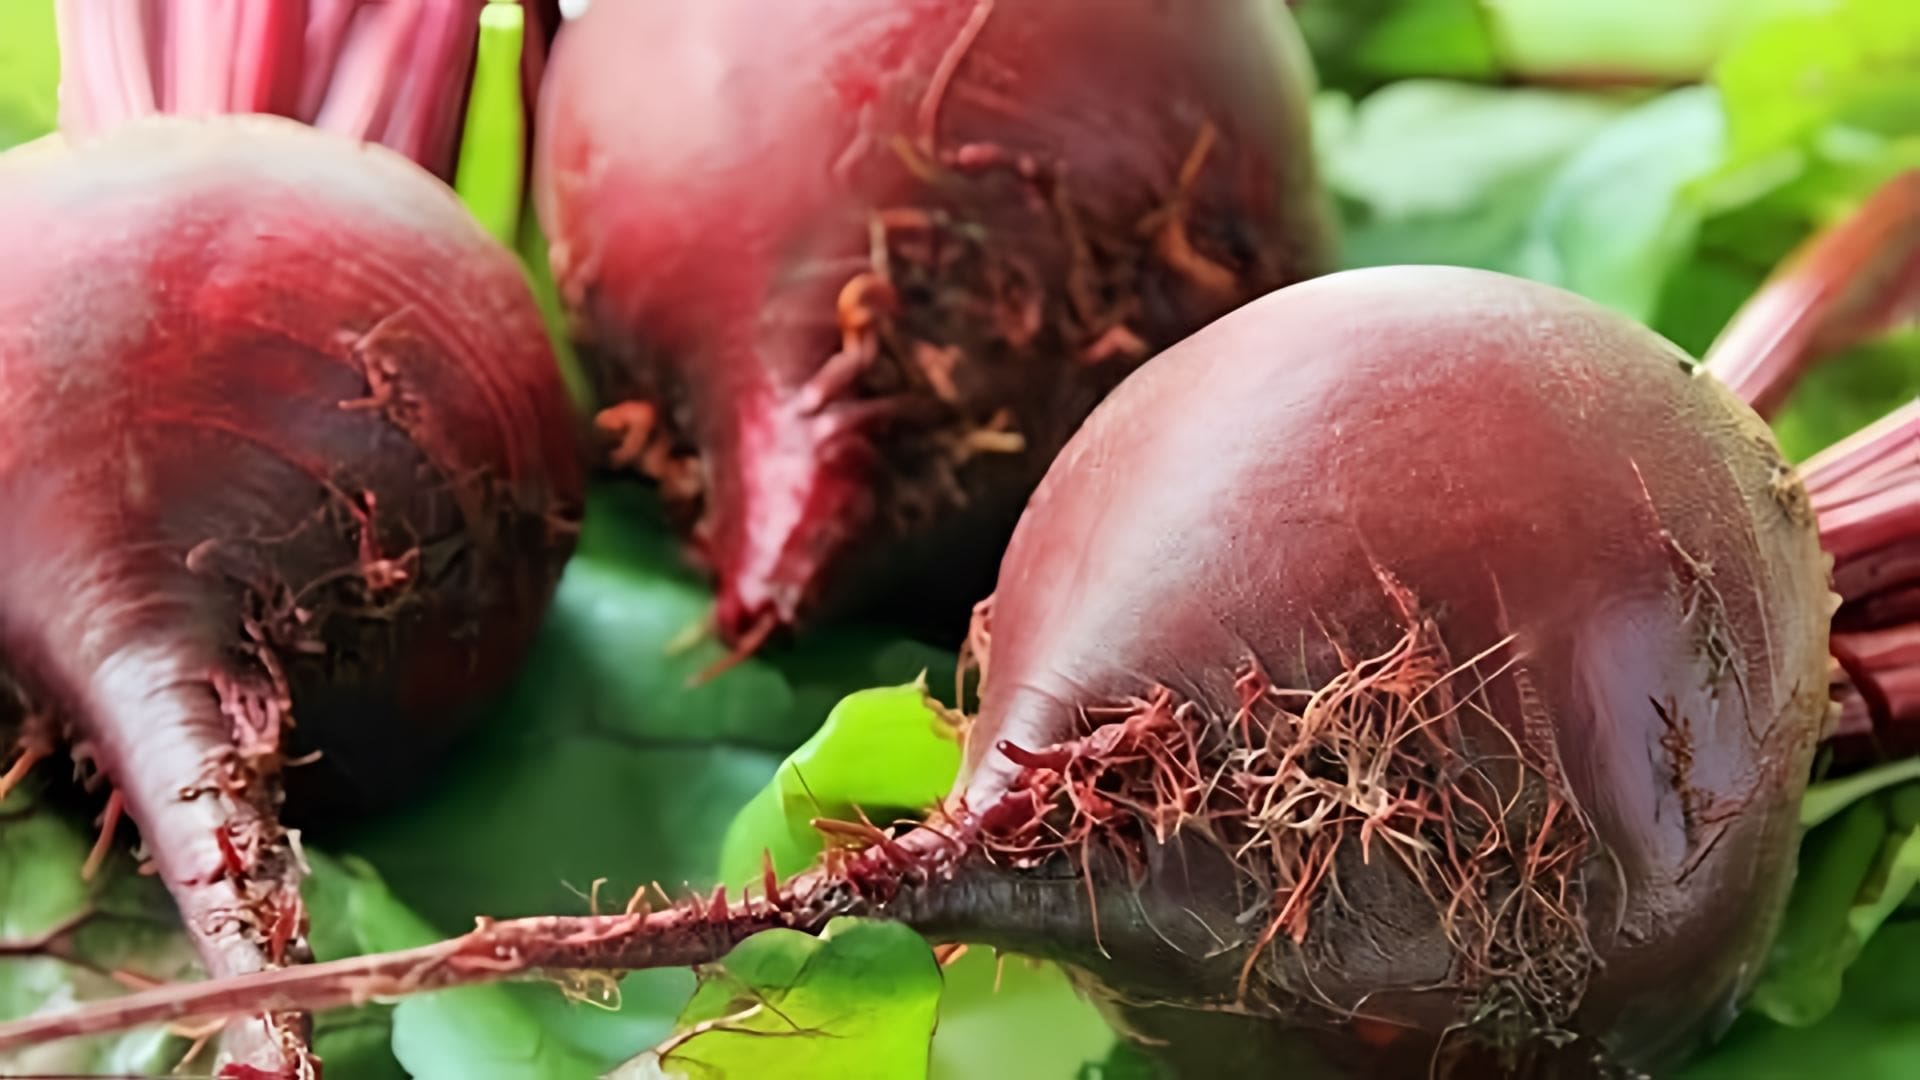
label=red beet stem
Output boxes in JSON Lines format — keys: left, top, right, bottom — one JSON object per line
{"left": 1704, "top": 170, "right": 1920, "bottom": 417}
{"left": 1808, "top": 400, "right": 1920, "bottom": 744}
{"left": 0, "top": 828, "right": 1009, "bottom": 1051}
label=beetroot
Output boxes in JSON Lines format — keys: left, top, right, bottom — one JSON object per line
{"left": 8, "top": 266, "right": 1847, "bottom": 1077}
{"left": 0, "top": 9, "right": 583, "bottom": 1075}
{"left": 536, "top": 0, "right": 1332, "bottom": 647}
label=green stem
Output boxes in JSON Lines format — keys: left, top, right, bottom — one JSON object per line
{"left": 454, "top": 1, "right": 527, "bottom": 246}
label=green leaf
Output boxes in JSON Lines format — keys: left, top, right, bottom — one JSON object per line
{"left": 1684, "top": 920, "right": 1920, "bottom": 1079}
{"left": 714, "top": 679, "right": 1116, "bottom": 1080}
{"left": 1748, "top": 798, "right": 1890, "bottom": 1026}
{"left": 931, "top": 951, "right": 1115, "bottom": 1080}
{"left": 1713, "top": 0, "right": 1920, "bottom": 174}
{"left": 1487, "top": 0, "right": 1814, "bottom": 83}
{"left": 1802, "top": 756, "right": 1920, "bottom": 828}
{"left": 331, "top": 483, "right": 950, "bottom": 1069}
{"left": 1511, "top": 87, "right": 1727, "bottom": 321}
{"left": 1295, "top": 0, "right": 1811, "bottom": 91}
{"left": 0, "top": 0, "right": 58, "bottom": 151}
{"left": 611, "top": 919, "right": 941, "bottom": 1080}
{"left": 0, "top": 793, "right": 197, "bottom": 1076}
{"left": 1315, "top": 81, "right": 1634, "bottom": 273}
{"left": 717, "top": 682, "right": 961, "bottom": 884}
{"left": 304, "top": 850, "right": 604, "bottom": 1080}
{"left": 1744, "top": 775, "right": 1920, "bottom": 1031}
{"left": 1318, "top": 81, "right": 1734, "bottom": 324}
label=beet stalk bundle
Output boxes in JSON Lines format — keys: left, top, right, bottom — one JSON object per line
{"left": 5, "top": 177, "right": 1918, "bottom": 1080}
{"left": 0, "top": 4, "right": 584, "bottom": 1075}
{"left": 537, "top": 0, "right": 1333, "bottom": 649}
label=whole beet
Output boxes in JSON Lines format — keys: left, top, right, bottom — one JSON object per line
{"left": 537, "top": 0, "right": 1331, "bottom": 645}
{"left": 0, "top": 118, "right": 581, "bottom": 1071}
{"left": 958, "top": 266, "right": 1834, "bottom": 1075}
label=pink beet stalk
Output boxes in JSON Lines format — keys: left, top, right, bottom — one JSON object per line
{"left": 1700, "top": 170, "right": 1920, "bottom": 748}
{"left": 1808, "top": 401, "right": 1920, "bottom": 745}
{"left": 1705, "top": 171, "right": 1920, "bottom": 418}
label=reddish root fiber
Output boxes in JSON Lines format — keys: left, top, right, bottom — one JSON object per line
{"left": 0, "top": 709, "right": 54, "bottom": 803}
{"left": 973, "top": 594, "right": 1598, "bottom": 1044}
{"left": 0, "top": 828, "right": 978, "bottom": 1052}
{"left": 1806, "top": 400, "right": 1920, "bottom": 748}
{"left": 1704, "top": 170, "right": 1920, "bottom": 418}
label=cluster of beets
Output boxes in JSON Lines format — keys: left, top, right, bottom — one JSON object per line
{"left": 2, "top": 2, "right": 1917, "bottom": 1078}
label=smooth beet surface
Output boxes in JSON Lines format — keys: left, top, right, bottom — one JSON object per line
{"left": 0, "top": 117, "right": 581, "bottom": 1072}
{"left": 537, "top": 0, "right": 1331, "bottom": 645}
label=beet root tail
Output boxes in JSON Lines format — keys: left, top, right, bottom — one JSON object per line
{"left": 0, "top": 824, "right": 1094, "bottom": 1054}
{"left": 19, "top": 624, "right": 318, "bottom": 1076}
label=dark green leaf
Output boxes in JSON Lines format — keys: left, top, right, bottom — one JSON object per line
{"left": 330, "top": 485, "right": 949, "bottom": 1069}
{"left": 0, "top": 793, "right": 196, "bottom": 1076}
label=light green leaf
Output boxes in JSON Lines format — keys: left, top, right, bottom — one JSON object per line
{"left": 612, "top": 919, "right": 941, "bottom": 1080}
{"left": 931, "top": 950, "right": 1115, "bottom": 1080}
{"left": 1512, "top": 87, "right": 1727, "bottom": 321}
{"left": 717, "top": 682, "right": 961, "bottom": 885}
{"left": 1749, "top": 798, "right": 1889, "bottom": 1026}
{"left": 713, "top": 678, "right": 1116, "bottom": 1080}
{"left": 1488, "top": 0, "right": 1815, "bottom": 83}
{"left": 1315, "top": 81, "right": 1633, "bottom": 272}
{"left": 1713, "top": 0, "right": 1920, "bottom": 171}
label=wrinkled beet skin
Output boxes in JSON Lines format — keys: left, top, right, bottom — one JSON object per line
{"left": 963, "top": 267, "right": 1833, "bottom": 1075}
{"left": 537, "top": 0, "right": 1330, "bottom": 642}
{"left": 0, "top": 118, "right": 580, "bottom": 974}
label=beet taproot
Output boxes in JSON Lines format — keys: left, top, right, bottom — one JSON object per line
{"left": 0, "top": 8, "right": 584, "bottom": 1071}
{"left": 536, "top": 0, "right": 1332, "bottom": 648}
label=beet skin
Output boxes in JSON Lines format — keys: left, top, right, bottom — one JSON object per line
{"left": 0, "top": 117, "right": 581, "bottom": 1072}
{"left": 536, "top": 0, "right": 1332, "bottom": 645}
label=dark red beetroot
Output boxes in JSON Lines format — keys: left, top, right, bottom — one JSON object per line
{"left": 0, "top": 101, "right": 579, "bottom": 1080}
{"left": 3, "top": 267, "right": 1837, "bottom": 1078}
{"left": 947, "top": 266, "right": 1833, "bottom": 1075}
{"left": 537, "top": 0, "right": 1331, "bottom": 648}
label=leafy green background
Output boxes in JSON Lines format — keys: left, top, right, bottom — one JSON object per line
{"left": 4, "top": 0, "right": 1920, "bottom": 1076}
